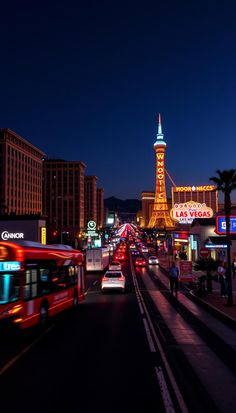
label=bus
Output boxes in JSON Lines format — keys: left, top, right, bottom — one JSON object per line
{"left": 0, "top": 240, "right": 85, "bottom": 330}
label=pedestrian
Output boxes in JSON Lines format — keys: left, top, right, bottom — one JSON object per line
{"left": 217, "top": 261, "right": 227, "bottom": 297}
{"left": 232, "top": 258, "right": 236, "bottom": 278}
{"left": 169, "top": 261, "right": 180, "bottom": 296}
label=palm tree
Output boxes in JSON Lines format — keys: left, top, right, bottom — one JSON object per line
{"left": 210, "top": 169, "right": 236, "bottom": 306}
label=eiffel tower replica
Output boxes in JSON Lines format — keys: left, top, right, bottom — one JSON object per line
{"left": 148, "top": 114, "right": 175, "bottom": 230}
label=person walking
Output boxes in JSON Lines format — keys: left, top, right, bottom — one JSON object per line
{"left": 169, "top": 261, "right": 180, "bottom": 296}
{"left": 217, "top": 261, "right": 227, "bottom": 297}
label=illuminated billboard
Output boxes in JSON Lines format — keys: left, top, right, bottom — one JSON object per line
{"left": 172, "top": 184, "right": 218, "bottom": 214}
{"left": 106, "top": 213, "right": 115, "bottom": 225}
{"left": 174, "top": 185, "right": 216, "bottom": 192}
{"left": 170, "top": 201, "right": 214, "bottom": 224}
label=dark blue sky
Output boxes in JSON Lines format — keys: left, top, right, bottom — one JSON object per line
{"left": 1, "top": 0, "right": 236, "bottom": 200}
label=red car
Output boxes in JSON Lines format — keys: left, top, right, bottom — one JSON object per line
{"left": 135, "top": 257, "right": 146, "bottom": 266}
{"left": 114, "top": 252, "right": 125, "bottom": 261}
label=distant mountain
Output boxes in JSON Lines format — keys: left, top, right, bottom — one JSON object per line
{"left": 104, "top": 197, "right": 141, "bottom": 213}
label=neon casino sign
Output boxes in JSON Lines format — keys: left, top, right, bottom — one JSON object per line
{"left": 170, "top": 201, "right": 213, "bottom": 224}
{"left": 156, "top": 153, "right": 165, "bottom": 199}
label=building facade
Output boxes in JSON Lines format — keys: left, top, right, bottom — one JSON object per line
{"left": 141, "top": 191, "right": 155, "bottom": 228}
{"left": 96, "top": 188, "right": 104, "bottom": 229}
{"left": 0, "top": 128, "right": 45, "bottom": 215}
{"left": 84, "top": 176, "right": 97, "bottom": 227}
{"left": 43, "top": 159, "right": 86, "bottom": 238}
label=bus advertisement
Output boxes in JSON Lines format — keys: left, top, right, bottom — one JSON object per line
{"left": 0, "top": 240, "right": 85, "bottom": 330}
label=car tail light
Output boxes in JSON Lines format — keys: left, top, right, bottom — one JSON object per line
{"left": 118, "top": 277, "right": 124, "bottom": 281}
{"left": 102, "top": 277, "right": 108, "bottom": 281}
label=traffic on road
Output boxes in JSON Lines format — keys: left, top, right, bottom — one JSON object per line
{"left": 1, "top": 224, "right": 236, "bottom": 413}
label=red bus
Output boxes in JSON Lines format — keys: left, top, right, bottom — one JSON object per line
{"left": 0, "top": 240, "right": 85, "bottom": 330}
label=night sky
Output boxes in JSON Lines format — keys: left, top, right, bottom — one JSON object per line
{"left": 1, "top": 1, "right": 236, "bottom": 200}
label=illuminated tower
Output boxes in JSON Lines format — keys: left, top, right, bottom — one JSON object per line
{"left": 148, "top": 114, "right": 175, "bottom": 229}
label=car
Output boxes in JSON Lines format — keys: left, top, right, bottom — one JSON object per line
{"left": 148, "top": 255, "right": 159, "bottom": 265}
{"left": 141, "top": 246, "right": 149, "bottom": 253}
{"left": 114, "top": 252, "right": 125, "bottom": 261}
{"left": 109, "top": 261, "right": 122, "bottom": 271}
{"left": 135, "top": 257, "right": 146, "bottom": 267}
{"left": 101, "top": 270, "right": 126, "bottom": 293}
{"left": 131, "top": 249, "right": 139, "bottom": 256}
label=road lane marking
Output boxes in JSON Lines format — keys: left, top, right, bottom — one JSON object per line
{"left": 130, "top": 250, "right": 189, "bottom": 413}
{"left": 155, "top": 366, "right": 176, "bottom": 413}
{"left": 143, "top": 317, "right": 156, "bottom": 352}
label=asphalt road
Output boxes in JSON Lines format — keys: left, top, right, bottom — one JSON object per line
{"left": 2, "top": 249, "right": 236, "bottom": 413}
{"left": 0, "top": 260, "right": 166, "bottom": 413}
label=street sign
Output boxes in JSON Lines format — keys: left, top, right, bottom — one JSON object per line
{"left": 86, "top": 220, "right": 98, "bottom": 237}
{"left": 199, "top": 247, "right": 210, "bottom": 259}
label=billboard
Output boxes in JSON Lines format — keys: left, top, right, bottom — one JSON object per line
{"left": 170, "top": 201, "right": 213, "bottom": 224}
{"left": 172, "top": 185, "right": 218, "bottom": 214}
{"left": 0, "top": 219, "right": 46, "bottom": 243}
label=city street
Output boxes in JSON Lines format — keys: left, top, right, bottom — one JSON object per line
{"left": 1, "top": 250, "right": 236, "bottom": 413}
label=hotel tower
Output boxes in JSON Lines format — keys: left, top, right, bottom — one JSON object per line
{"left": 148, "top": 114, "right": 175, "bottom": 230}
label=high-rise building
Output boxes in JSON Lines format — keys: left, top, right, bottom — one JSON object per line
{"left": 147, "top": 115, "right": 175, "bottom": 229}
{"left": 84, "top": 176, "right": 97, "bottom": 226}
{"left": 141, "top": 191, "right": 155, "bottom": 228}
{"left": 43, "top": 159, "right": 86, "bottom": 235}
{"left": 97, "top": 188, "right": 104, "bottom": 229}
{"left": 0, "top": 128, "right": 45, "bottom": 215}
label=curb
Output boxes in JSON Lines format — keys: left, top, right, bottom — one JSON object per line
{"left": 160, "top": 264, "right": 236, "bottom": 329}
{"left": 189, "top": 290, "right": 236, "bottom": 330}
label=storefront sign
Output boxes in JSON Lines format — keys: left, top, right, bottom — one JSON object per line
{"left": 215, "top": 216, "right": 236, "bottom": 234}
{"left": 41, "top": 227, "right": 46, "bottom": 245}
{"left": 174, "top": 185, "right": 216, "bottom": 192}
{"left": 179, "top": 261, "right": 193, "bottom": 282}
{"left": 0, "top": 219, "right": 46, "bottom": 243}
{"left": 170, "top": 201, "right": 213, "bottom": 224}
{"left": 0, "top": 231, "right": 24, "bottom": 241}
{"left": 86, "top": 221, "right": 98, "bottom": 237}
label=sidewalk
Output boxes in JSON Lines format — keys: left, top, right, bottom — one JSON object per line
{"left": 191, "top": 279, "right": 236, "bottom": 326}
{"left": 158, "top": 255, "right": 236, "bottom": 325}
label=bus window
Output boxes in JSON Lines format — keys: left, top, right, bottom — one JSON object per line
{"left": 24, "top": 269, "right": 38, "bottom": 300}
{"left": 66, "top": 266, "right": 77, "bottom": 286}
{"left": 39, "top": 268, "right": 51, "bottom": 295}
{"left": 56, "top": 268, "right": 67, "bottom": 289}
{"left": 0, "top": 274, "right": 20, "bottom": 304}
